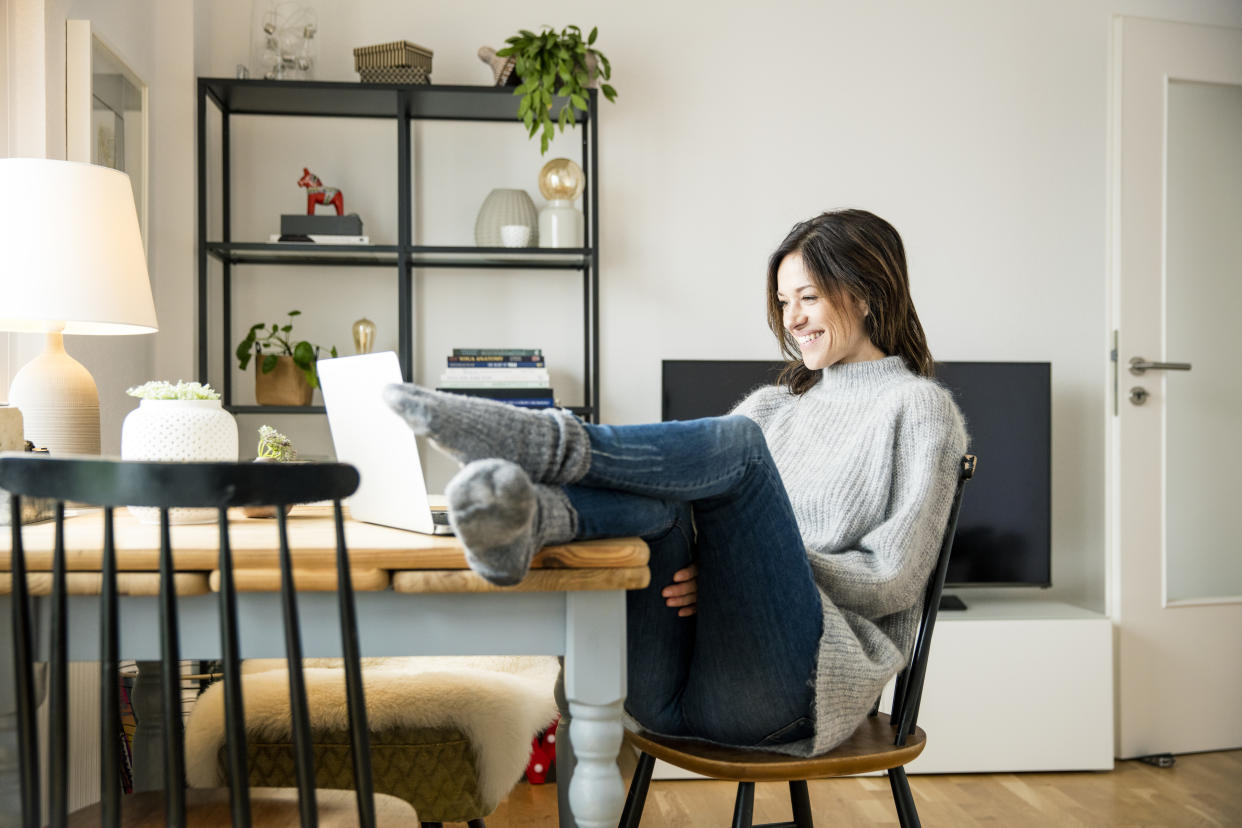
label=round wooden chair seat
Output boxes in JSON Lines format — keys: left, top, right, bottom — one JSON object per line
{"left": 626, "top": 713, "right": 926, "bottom": 782}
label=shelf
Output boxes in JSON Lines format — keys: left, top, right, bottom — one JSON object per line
{"left": 207, "top": 242, "right": 400, "bottom": 266}
{"left": 200, "top": 78, "right": 588, "bottom": 124}
{"left": 206, "top": 243, "right": 591, "bottom": 269}
{"left": 229, "top": 405, "right": 326, "bottom": 415}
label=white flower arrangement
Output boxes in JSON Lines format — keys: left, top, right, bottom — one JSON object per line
{"left": 125, "top": 380, "right": 221, "bottom": 401}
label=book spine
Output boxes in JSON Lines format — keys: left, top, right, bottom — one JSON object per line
{"left": 446, "top": 355, "right": 546, "bottom": 364}
{"left": 444, "top": 360, "right": 546, "bottom": 369}
{"left": 451, "top": 348, "right": 543, "bottom": 357}
{"left": 441, "top": 367, "right": 548, "bottom": 378}
{"left": 437, "top": 387, "right": 553, "bottom": 399}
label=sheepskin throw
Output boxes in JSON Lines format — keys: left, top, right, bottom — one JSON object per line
{"left": 184, "top": 656, "right": 559, "bottom": 812}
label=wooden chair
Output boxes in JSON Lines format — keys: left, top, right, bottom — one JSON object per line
{"left": 1, "top": 455, "right": 419, "bottom": 827}
{"left": 618, "top": 455, "right": 976, "bottom": 828}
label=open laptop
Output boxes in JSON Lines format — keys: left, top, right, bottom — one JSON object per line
{"left": 316, "top": 351, "right": 453, "bottom": 534}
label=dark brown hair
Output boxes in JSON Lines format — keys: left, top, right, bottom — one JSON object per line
{"left": 766, "top": 209, "right": 934, "bottom": 394}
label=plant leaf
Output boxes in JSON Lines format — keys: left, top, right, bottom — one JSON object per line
{"left": 602, "top": 84, "right": 617, "bottom": 102}
{"left": 589, "top": 26, "right": 598, "bottom": 45}
{"left": 261, "top": 354, "right": 278, "bottom": 374}
{"left": 571, "top": 93, "right": 588, "bottom": 111}
{"left": 288, "top": 310, "right": 301, "bottom": 317}
{"left": 292, "top": 340, "right": 314, "bottom": 366}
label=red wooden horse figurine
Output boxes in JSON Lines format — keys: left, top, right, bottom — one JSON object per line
{"left": 297, "top": 168, "right": 344, "bottom": 215}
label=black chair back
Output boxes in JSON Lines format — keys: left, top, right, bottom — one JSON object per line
{"left": 1, "top": 455, "right": 373, "bottom": 828}
{"left": 888, "top": 454, "right": 977, "bottom": 745}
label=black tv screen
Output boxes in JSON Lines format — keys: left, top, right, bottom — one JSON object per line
{"left": 661, "top": 360, "right": 1051, "bottom": 588}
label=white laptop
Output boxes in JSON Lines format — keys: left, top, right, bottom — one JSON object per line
{"left": 316, "top": 351, "right": 453, "bottom": 534}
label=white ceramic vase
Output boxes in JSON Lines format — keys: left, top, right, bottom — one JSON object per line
{"left": 538, "top": 199, "right": 584, "bottom": 248}
{"left": 120, "top": 399, "right": 239, "bottom": 524}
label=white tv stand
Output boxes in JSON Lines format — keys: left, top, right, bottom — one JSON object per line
{"left": 653, "top": 596, "right": 1113, "bottom": 778}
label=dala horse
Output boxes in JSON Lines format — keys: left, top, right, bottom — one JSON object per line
{"left": 297, "top": 168, "right": 344, "bottom": 215}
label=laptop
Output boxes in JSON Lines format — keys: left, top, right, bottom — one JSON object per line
{"left": 316, "top": 351, "right": 453, "bottom": 534}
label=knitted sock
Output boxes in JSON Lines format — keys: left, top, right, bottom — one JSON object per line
{"left": 383, "top": 384, "right": 590, "bottom": 484}
{"left": 445, "top": 459, "right": 576, "bottom": 586}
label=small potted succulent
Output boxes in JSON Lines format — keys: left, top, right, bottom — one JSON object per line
{"left": 243, "top": 425, "right": 298, "bottom": 518}
{"left": 236, "top": 310, "right": 338, "bottom": 406}
{"left": 498, "top": 25, "right": 617, "bottom": 154}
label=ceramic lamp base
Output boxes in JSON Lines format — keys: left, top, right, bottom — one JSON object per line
{"left": 7, "top": 331, "right": 100, "bottom": 456}
{"left": 538, "top": 200, "right": 583, "bottom": 248}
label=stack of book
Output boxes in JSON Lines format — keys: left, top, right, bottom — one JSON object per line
{"left": 436, "top": 348, "right": 554, "bottom": 408}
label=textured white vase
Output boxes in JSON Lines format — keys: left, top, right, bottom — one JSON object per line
{"left": 474, "top": 188, "right": 539, "bottom": 247}
{"left": 120, "top": 399, "right": 239, "bottom": 524}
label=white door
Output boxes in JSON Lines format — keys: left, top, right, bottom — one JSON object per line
{"left": 1110, "top": 17, "right": 1242, "bottom": 759}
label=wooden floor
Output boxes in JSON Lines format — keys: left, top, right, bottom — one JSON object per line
{"left": 486, "top": 750, "right": 1242, "bottom": 827}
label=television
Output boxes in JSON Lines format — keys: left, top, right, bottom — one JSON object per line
{"left": 661, "top": 360, "right": 1052, "bottom": 592}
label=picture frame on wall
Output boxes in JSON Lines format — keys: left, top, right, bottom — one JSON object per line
{"left": 66, "top": 19, "right": 148, "bottom": 250}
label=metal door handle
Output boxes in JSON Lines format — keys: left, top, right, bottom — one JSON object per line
{"left": 1129, "top": 357, "right": 1192, "bottom": 376}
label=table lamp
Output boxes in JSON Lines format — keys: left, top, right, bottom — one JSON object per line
{"left": 0, "top": 158, "right": 158, "bottom": 456}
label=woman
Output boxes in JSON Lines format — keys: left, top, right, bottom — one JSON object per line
{"left": 384, "top": 209, "right": 966, "bottom": 755}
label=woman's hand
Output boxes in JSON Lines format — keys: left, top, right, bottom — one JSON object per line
{"left": 662, "top": 563, "right": 698, "bottom": 617}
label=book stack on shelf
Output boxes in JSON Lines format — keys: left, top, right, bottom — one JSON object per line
{"left": 437, "top": 349, "right": 554, "bottom": 408}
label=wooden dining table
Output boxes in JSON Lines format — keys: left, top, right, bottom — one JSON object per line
{"left": 0, "top": 504, "right": 649, "bottom": 828}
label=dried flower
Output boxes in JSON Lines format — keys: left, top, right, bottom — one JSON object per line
{"left": 126, "top": 380, "right": 221, "bottom": 400}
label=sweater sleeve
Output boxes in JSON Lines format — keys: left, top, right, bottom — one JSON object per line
{"left": 806, "top": 383, "right": 967, "bottom": 619}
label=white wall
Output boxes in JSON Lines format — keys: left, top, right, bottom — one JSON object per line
{"left": 1, "top": 0, "right": 196, "bottom": 455}
{"left": 190, "top": 0, "right": 1242, "bottom": 612}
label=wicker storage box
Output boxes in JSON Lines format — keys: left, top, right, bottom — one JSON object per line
{"left": 358, "top": 65, "right": 431, "bottom": 84}
{"left": 353, "top": 40, "right": 433, "bottom": 71}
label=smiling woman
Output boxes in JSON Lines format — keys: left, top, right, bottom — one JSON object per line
{"left": 378, "top": 208, "right": 967, "bottom": 767}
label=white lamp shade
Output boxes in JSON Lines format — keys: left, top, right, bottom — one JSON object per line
{"left": 0, "top": 158, "right": 157, "bottom": 334}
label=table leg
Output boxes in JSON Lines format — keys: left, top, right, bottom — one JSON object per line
{"left": 563, "top": 592, "right": 626, "bottom": 828}
{"left": 130, "top": 661, "right": 165, "bottom": 792}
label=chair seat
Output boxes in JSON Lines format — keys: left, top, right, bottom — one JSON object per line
{"left": 67, "top": 786, "right": 419, "bottom": 826}
{"left": 625, "top": 713, "right": 926, "bottom": 782}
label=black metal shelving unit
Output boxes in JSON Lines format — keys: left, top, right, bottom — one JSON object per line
{"left": 196, "top": 77, "right": 601, "bottom": 421}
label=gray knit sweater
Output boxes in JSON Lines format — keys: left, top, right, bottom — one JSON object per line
{"left": 730, "top": 355, "right": 967, "bottom": 756}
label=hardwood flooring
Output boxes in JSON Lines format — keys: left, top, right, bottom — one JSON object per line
{"left": 486, "top": 750, "right": 1242, "bottom": 827}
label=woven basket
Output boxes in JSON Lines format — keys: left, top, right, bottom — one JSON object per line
{"left": 358, "top": 66, "right": 431, "bottom": 85}
{"left": 353, "top": 40, "right": 433, "bottom": 71}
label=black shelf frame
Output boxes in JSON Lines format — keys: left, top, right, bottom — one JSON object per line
{"left": 197, "top": 77, "right": 601, "bottom": 421}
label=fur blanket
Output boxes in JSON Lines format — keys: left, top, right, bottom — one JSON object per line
{"left": 184, "top": 656, "right": 560, "bottom": 811}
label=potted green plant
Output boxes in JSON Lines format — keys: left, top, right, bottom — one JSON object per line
{"left": 235, "top": 310, "right": 338, "bottom": 406}
{"left": 498, "top": 25, "right": 617, "bottom": 154}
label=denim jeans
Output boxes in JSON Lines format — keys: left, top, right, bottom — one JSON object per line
{"left": 564, "top": 416, "right": 822, "bottom": 747}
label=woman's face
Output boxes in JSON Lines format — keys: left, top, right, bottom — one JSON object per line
{"left": 776, "top": 253, "right": 881, "bottom": 370}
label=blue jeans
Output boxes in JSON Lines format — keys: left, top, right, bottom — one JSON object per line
{"left": 564, "top": 416, "right": 822, "bottom": 747}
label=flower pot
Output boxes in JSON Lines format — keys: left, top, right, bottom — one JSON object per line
{"left": 120, "top": 399, "right": 239, "bottom": 524}
{"left": 256, "top": 355, "right": 314, "bottom": 406}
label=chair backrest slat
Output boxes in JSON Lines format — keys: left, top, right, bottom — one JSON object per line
{"left": 275, "top": 508, "right": 318, "bottom": 828}
{"left": 158, "top": 507, "right": 187, "bottom": 826}
{"left": 334, "top": 499, "right": 376, "bottom": 828}
{"left": 49, "top": 502, "right": 69, "bottom": 827}
{"left": 9, "top": 494, "right": 41, "bottom": 828}
{"left": 891, "top": 455, "right": 975, "bottom": 746}
{"left": 100, "top": 507, "right": 122, "bottom": 825}
{"left": 217, "top": 506, "right": 253, "bottom": 828}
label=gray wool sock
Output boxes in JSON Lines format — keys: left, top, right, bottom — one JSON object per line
{"left": 445, "top": 459, "right": 577, "bottom": 586}
{"left": 383, "top": 384, "right": 590, "bottom": 484}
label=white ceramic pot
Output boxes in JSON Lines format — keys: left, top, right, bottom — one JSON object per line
{"left": 120, "top": 399, "right": 239, "bottom": 524}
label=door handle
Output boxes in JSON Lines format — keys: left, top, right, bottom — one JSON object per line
{"left": 1129, "top": 357, "right": 1192, "bottom": 376}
